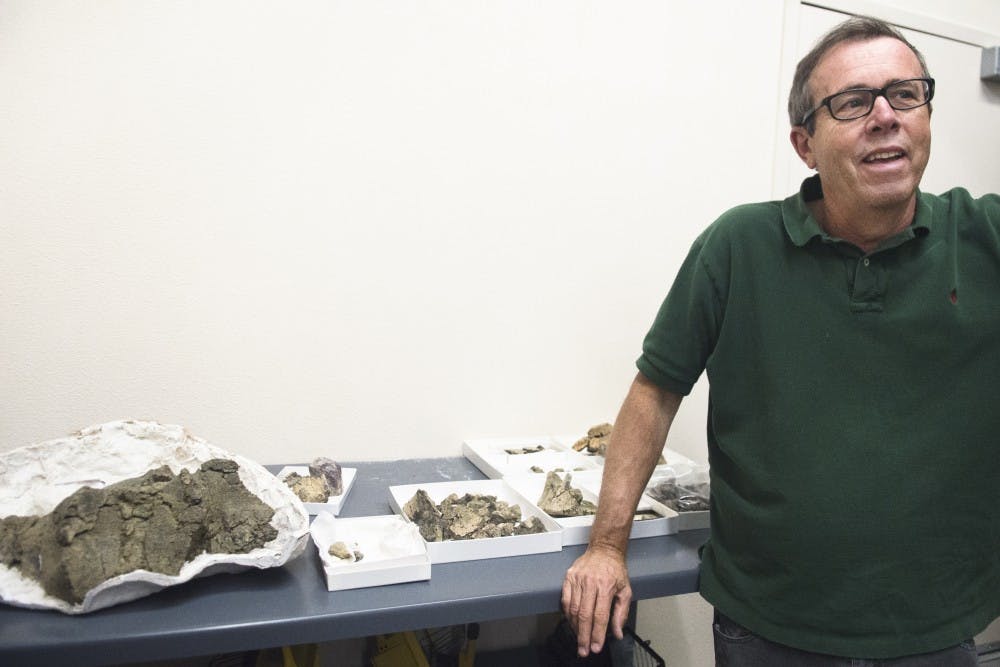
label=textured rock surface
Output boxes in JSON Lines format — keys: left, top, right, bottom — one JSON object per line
{"left": 309, "top": 458, "right": 343, "bottom": 496}
{"left": 327, "top": 541, "right": 362, "bottom": 562}
{"left": 536, "top": 472, "right": 596, "bottom": 518}
{"left": 0, "top": 459, "right": 277, "bottom": 604}
{"left": 402, "top": 489, "right": 546, "bottom": 542}
{"left": 572, "top": 423, "right": 613, "bottom": 455}
{"left": 284, "top": 473, "right": 329, "bottom": 502}
{"left": 284, "top": 457, "right": 343, "bottom": 502}
{"left": 572, "top": 422, "right": 665, "bottom": 464}
{"left": 647, "top": 479, "right": 711, "bottom": 512}
{"left": 503, "top": 445, "right": 545, "bottom": 455}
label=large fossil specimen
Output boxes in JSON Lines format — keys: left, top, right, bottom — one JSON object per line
{"left": 0, "top": 420, "right": 309, "bottom": 614}
{"left": 402, "top": 490, "right": 546, "bottom": 542}
{"left": 0, "top": 459, "right": 277, "bottom": 605}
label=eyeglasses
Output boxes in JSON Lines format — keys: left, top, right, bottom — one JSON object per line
{"left": 799, "top": 77, "right": 935, "bottom": 126}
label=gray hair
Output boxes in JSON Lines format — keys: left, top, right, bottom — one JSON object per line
{"left": 788, "top": 16, "right": 931, "bottom": 133}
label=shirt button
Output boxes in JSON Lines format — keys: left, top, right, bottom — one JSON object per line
{"left": 863, "top": 258, "right": 870, "bottom": 266}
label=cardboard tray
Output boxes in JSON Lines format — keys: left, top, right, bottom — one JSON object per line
{"left": 552, "top": 433, "right": 701, "bottom": 476}
{"left": 388, "top": 479, "right": 563, "bottom": 563}
{"left": 505, "top": 470, "right": 678, "bottom": 546}
{"left": 277, "top": 466, "right": 357, "bottom": 515}
{"left": 462, "top": 437, "right": 600, "bottom": 479}
{"left": 310, "top": 513, "right": 430, "bottom": 590}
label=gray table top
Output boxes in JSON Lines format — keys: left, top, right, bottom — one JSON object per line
{"left": 0, "top": 457, "right": 705, "bottom": 667}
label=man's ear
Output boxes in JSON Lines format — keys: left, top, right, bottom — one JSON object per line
{"left": 790, "top": 126, "right": 817, "bottom": 170}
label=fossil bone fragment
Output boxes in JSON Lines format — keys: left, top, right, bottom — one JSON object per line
{"left": 284, "top": 473, "right": 329, "bottom": 502}
{"left": 504, "top": 445, "right": 545, "bottom": 455}
{"left": 284, "top": 457, "right": 344, "bottom": 503}
{"left": 402, "top": 490, "right": 546, "bottom": 542}
{"left": 329, "top": 541, "right": 353, "bottom": 560}
{"left": 309, "top": 458, "right": 343, "bottom": 496}
{"left": 572, "top": 422, "right": 665, "bottom": 463}
{"left": 572, "top": 423, "right": 612, "bottom": 455}
{"left": 328, "top": 541, "right": 363, "bottom": 562}
{"left": 536, "top": 472, "right": 596, "bottom": 518}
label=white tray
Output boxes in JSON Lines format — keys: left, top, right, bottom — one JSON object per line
{"left": 277, "top": 466, "right": 357, "bottom": 515}
{"left": 462, "top": 437, "right": 599, "bottom": 479}
{"left": 552, "top": 433, "right": 701, "bottom": 474}
{"left": 310, "top": 513, "right": 430, "bottom": 591}
{"left": 388, "top": 479, "right": 563, "bottom": 563}
{"left": 505, "top": 470, "right": 678, "bottom": 546}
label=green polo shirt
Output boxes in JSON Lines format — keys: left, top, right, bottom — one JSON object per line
{"left": 637, "top": 175, "right": 1000, "bottom": 658}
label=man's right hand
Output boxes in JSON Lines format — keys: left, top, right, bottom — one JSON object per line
{"left": 560, "top": 544, "right": 633, "bottom": 657}
{"left": 560, "top": 374, "right": 681, "bottom": 656}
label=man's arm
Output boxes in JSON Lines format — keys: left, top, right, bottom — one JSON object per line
{"left": 560, "top": 371, "right": 683, "bottom": 657}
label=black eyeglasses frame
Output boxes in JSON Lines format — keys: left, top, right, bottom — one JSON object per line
{"left": 798, "top": 77, "right": 935, "bottom": 126}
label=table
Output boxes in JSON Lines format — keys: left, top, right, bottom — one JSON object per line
{"left": 0, "top": 457, "right": 706, "bottom": 666}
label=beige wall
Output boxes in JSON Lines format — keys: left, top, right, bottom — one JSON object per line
{"left": 4, "top": 2, "right": 994, "bottom": 464}
{"left": 1, "top": 0, "right": 787, "bottom": 462}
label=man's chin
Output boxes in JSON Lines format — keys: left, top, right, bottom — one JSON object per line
{"left": 860, "top": 181, "right": 920, "bottom": 211}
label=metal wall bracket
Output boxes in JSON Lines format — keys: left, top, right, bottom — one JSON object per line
{"left": 983, "top": 46, "right": 1000, "bottom": 82}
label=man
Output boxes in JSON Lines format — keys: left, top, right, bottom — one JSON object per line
{"left": 562, "top": 15, "right": 1000, "bottom": 666}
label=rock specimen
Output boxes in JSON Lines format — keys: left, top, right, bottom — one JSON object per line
{"left": 572, "top": 423, "right": 612, "bottom": 455}
{"left": 310, "top": 458, "right": 343, "bottom": 496}
{"left": 402, "top": 490, "right": 546, "bottom": 542}
{"left": 504, "top": 445, "right": 545, "bottom": 455}
{"left": 284, "top": 457, "right": 343, "bottom": 503}
{"left": 647, "top": 479, "right": 710, "bottom": 512}
{"left": 572, "top": 422, "right": 665, "bottom": 464}
{"left": 284, "top": 474, "right": 328, "bottom": 502}
{"left": 536, "top": 472, "right": 596, "bottom": 518}
{"left": 328, "top": 541, "right": 363, "bottom": 562}
{"left": 0, "top": 459, "right": 277, "bottom": 605}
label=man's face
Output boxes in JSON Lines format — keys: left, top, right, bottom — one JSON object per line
{"left": 791, "top": 37, "right": 931, "bottom": 213}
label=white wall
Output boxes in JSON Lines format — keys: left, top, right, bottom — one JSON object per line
{"left": 6, "top": 1, "right": 992, "bottom": 465}
{"left": 853, "top": 0, "right": 1000, "bottom": 32}
{"left": 1, "top": 1, "right": 785, "bottom": 463}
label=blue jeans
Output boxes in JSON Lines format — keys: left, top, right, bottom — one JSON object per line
{"left": 713, "top": 610, "right": 979, "bottom": 667}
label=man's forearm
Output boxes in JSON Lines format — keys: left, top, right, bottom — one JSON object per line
{"left": 587, "top": 372, "right": 683, "bottom": 554}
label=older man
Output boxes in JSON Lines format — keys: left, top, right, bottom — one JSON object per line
{"left": 562, "top": 15, "right": 1000, "bottom": 666}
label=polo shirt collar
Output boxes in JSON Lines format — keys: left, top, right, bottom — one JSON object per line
{"left": 782, "top": 174, "right": 933, "bottom": 250}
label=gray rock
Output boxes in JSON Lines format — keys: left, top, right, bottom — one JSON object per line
{"left": 0, "top": 459, "right": 278, "bottom": 605}
{"left": 536, "top": 472, "right": 596, "bottom": 518}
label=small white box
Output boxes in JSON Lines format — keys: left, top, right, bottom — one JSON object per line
{"left": 388, "top": 479, "right": 563, "bottom": 563}
{"left": 311, "top": 513, "right": 431, "bottom": 591}
{"left": 277, "top": 466, "right": 357, "bottom": 515}
{"left": 505, "top": 470, "right": 678, "bottom": 546}
{"left": 462, "top": 437, "right": 599, "bottom": 479}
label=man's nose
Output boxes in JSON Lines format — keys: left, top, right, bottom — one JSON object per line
{"left": 867, "top": 94, "right": 899, "bottom": 128}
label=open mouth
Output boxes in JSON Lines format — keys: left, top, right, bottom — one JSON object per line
{"left": 863, "top": 150, "right": 905, "bottom": 164}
